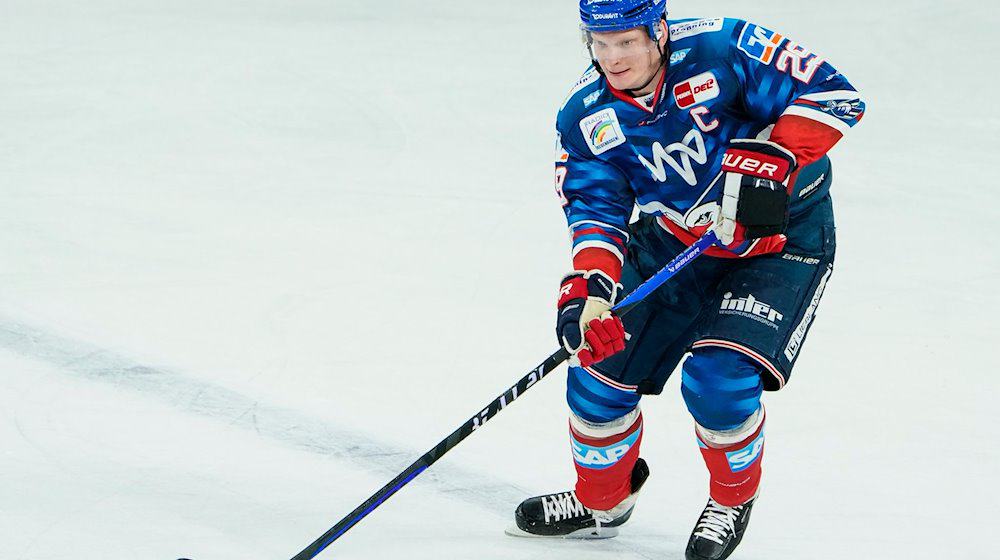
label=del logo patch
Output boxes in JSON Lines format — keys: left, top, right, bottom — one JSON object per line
{"left": 674, "top": 71, "right": 720, "bottom": 109}
{"left": 580, "top": 108, "right": 626, "bottom": 156}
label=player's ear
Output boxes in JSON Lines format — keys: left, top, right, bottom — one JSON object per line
{"left": 657, "top": 19, "right": 668, "bottom": 48}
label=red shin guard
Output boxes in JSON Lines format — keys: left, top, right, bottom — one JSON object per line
{"left": 570, "top": 412, "right": 643, "bottom": 511}
{"left": 696, "top": 416, "right": 765, "bottom": 507}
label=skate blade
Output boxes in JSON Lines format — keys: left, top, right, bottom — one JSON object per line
{"left": 504, "top": 524, "right": 619, "bottom": 540}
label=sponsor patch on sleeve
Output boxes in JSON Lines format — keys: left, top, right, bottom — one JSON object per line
{"left": 673, "top": 71, "right": 720, "bottom": 109}
{"left": 583, "top": 89, "right": 603, "bottom": 108}
{"left": 669, "top": 18, "right": 724, "bottom": 41}
{"left": 579, "top": 108, "right": 626, "bottom": 156}
{"left": 560, "top": 67, "right": 601, "bottom": 111}
{"left": 669, "top": 48, "right": 692, "bottom": 66}
{"left": 737, "top": 23, "right": 785, "bottom": 64}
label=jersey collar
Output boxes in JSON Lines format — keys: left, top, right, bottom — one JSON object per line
{"left": 607, "top": 67, "right": 668, "bottom": 114}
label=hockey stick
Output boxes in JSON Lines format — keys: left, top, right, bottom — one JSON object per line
{"left": 290, "top": 229, "right": 719, "bottom": 560}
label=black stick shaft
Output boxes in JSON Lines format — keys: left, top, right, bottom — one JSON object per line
{"left": 289, "top": 230, "right": 716, "bottom": 559}
{"left": 290, "top": 348, "right": 570, "bottom": 560}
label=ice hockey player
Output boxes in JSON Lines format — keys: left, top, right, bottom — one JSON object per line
{"left": 506, "top": 2, "right": 864, "bottom": 559}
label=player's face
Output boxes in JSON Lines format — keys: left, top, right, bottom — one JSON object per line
{"left": 587, "top": 26, "right": 664, "bottom": 91}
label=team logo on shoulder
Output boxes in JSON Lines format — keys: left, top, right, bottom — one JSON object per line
{"left": 738, "top": 24, "right": 785, "bottom": 64}
{"left": 580, "top": 108, "right": 626, "bottom": 156}
{"left": 821, "top": 99, "right": 865, "bottom": 119}
{"left": 669, "top": 18, "right": 724, "bottom": 40}
{"left": 673, "top": 71, "right": 719, "bottom": 109}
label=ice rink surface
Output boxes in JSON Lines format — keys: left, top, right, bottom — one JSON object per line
{"left": 1, "top": 1, "right": 997, "bottom": 558}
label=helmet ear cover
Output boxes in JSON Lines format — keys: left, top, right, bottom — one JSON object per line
{"left": 649, "top": 15, "right": 668, "bottom": 41}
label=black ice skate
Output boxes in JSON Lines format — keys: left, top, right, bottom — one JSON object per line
{"left": 505, "top": 458, "right": 649, "bottom": 539}
{"left": 685, "top": 497, "right": 756, "bottom": 560}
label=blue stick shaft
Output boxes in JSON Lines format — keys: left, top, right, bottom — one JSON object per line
{"left": 613, "top": 229, "right": 718, "bottom": 312}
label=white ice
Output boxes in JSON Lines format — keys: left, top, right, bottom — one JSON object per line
{"left": 1, "top": 0, "right": 997, "bottom": 558}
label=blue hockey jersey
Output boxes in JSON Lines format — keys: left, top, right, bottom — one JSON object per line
{"left": 556, "top": 17, "right": 865, "bottom": 266}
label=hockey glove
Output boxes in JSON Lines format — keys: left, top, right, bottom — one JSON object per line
{"left": 717, "top": 139, "right": 798, "bottom": 246}
{"left": 557, "top": 270, "right": 626, "bottom": 367}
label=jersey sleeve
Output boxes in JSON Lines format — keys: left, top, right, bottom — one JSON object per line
{"left": 555, "top": 130, "right": 634, "bottom": 280}
{"left": 729, "top": 21, "right": 866, "bottom": 165}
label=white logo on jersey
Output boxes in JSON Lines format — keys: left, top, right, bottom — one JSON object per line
{"left": 583, "top": 89, "right": 603, "bottom": 108}
{"left": 580, "top": 108, "right": 626, "bottom": 156}
{"left": 721, "top": 292, "right": 784, "bottom": 329}
{"left": 669, "top": 18, "right": 724, "bottom": 41}
{"left": 637, "top": 128, "right": 707, "bottom": 186}
{"left": 670, "top": 48, "right": 691, "bottom": 65}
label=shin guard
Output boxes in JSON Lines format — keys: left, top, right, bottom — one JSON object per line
{"left": 569, "top": 409, "right": 643, "bottom": 511}
{"left": 696, "top": 409, "right": 765, "bottom": 507}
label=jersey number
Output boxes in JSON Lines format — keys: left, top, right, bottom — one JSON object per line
{"left": 775, "top": 42, "right": 825, "bottom": 84}
{"left": 555, "top": 166, "right": 569, "bottom": 207}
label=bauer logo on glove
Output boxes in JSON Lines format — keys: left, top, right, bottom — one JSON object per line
{"left": 717, "top": 139, "right": 798, "bottom": 247}
{"left": 556, "top": 270, "right": 627, "bottom": 367}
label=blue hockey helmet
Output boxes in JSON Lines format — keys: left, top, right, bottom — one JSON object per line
{"left": 579, "top": 0, "right": 668, "bottom": 40}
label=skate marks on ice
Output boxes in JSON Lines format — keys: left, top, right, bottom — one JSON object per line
{"left": 0, "top": 317, "right": 521, "bottom": 508}
{"left": 0, "top": 317, "right": 676, "bottom": 559}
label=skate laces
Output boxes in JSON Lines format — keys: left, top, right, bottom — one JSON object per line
{"left": 541, "top": 492, "right": 591, "bottom": 523}
{"left": 693, "top": 499, "right": 742, "bottom": 545}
